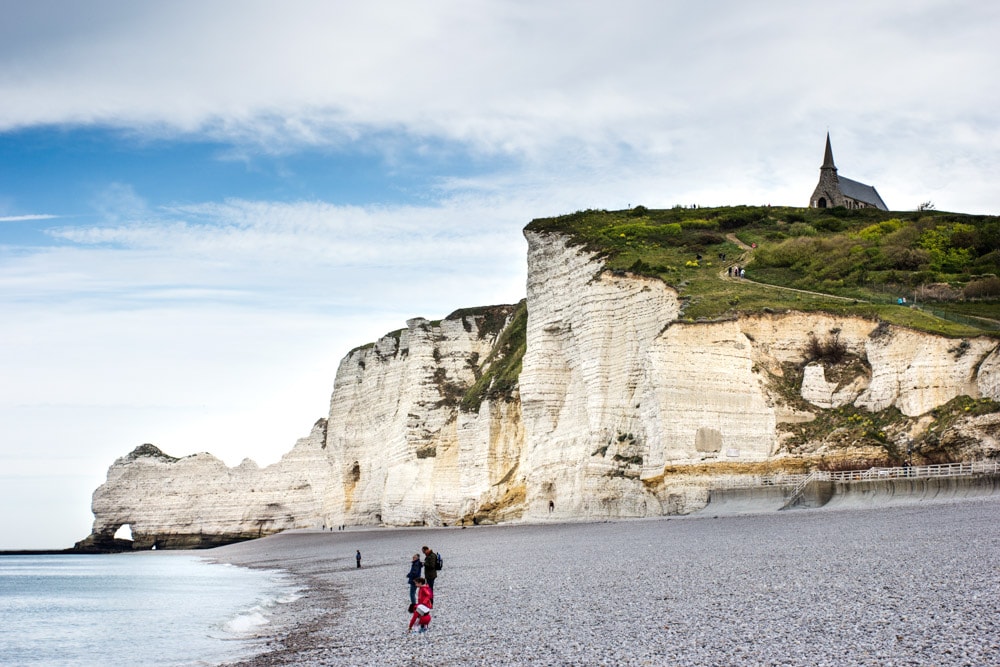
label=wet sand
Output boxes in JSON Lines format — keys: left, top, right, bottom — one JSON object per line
{"left": 213, "top": 498, "right": 1000, "bottom": 666}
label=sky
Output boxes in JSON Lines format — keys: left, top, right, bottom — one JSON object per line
{"left": 2, "top": 1, "right": 999, "bottom": 549}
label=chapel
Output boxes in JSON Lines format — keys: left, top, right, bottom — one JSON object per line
{"left": 809, "top": 133, "right": 888, "bottom": 210}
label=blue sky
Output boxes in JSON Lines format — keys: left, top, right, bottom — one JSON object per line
{"left": 2, "top": 0, "right": 999, "bottom": 549}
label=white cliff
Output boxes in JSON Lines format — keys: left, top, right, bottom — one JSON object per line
{"left": 81, "top": 230, "right": 1000, "bottom": 549}
{"left": 83, "top": 420, "right": 334, "bottom": 549}
{"left": 517, "top": 232, "right": 999, "bottom": 520}
{"left": 81, "top": 306, "right": 526, "bottom": 549}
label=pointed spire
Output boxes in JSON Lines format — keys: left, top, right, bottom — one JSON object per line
{"left": 822, "top": 132, "right": 836, "bottom": 170}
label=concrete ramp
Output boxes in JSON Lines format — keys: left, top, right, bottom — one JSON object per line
{"left": 821, "top": 474, "right": 1000, "bottom": 510}
{"left": 697, "top": 472, "right": 1000, "bottom": 517}
{"left": 698, "top": 485, "right": 792, "bottom": 516}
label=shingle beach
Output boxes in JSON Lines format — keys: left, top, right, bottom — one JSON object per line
{"left": 215, "top": 498, "right": 1000, "bottom": 666}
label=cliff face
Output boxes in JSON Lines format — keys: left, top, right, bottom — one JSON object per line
{"left": 79, "top": 423, "right": 334, "bottom": 550}
{"left": 80, "top": 307, "right": 526, "bottom": 549}
{"left": 323, "top": 310, "right": 525, "bottom": 528}
{"left": 81, "top": 230, "right": 1000, "bottom": 549}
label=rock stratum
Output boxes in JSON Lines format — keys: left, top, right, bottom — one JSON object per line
{"left": 77, "top": 230, "right": 1000, "bottom": 550}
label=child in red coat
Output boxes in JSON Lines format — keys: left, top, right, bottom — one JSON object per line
{"left": 407, "top": 577, "right": 433, "bottom": 633}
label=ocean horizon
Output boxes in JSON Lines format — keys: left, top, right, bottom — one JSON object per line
{"left": 0, "top": 551, "right": 299, "bottom": 666}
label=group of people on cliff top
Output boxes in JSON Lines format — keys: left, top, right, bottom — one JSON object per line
{"left": 406, "top": 545, "right": 439, "bottom": 634}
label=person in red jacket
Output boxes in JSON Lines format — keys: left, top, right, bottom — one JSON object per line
{"left": 407, "top": 577, "right": 433, "bottom": 633}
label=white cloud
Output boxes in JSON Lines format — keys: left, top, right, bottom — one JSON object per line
{"left": 1, "top": 2, "right": 998, "bottom": 214}
{"left": 0, "top": 214, "right": 58, "bottom": 222}
{"left": 2, "top": 2, "right": 997, "bottom": 162}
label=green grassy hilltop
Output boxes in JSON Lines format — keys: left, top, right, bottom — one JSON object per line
{"left": 527, "top": 205, "right": 1000, "bottom": 337}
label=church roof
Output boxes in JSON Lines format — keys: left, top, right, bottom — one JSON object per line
{"left": 837, "top": 175, "right": 888, "bottom": 210}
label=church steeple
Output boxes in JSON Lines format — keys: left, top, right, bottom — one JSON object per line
{"left": 822, "top": 132, "right": 837, "bottom": 171}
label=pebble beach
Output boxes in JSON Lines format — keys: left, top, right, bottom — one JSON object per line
{"left": 214, "top": 498, "right": 1000, "bottom": 666}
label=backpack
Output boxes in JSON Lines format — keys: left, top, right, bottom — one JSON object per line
{"left": 435, "top": 551, "right": 443, "bottom": 571}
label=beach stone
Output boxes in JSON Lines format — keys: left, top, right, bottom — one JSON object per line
{"left": 216, "top": 497, "right": 1000, "bottom": 666}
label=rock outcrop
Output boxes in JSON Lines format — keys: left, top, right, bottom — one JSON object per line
{"left": 79, "top": 230, "right": 1000, "bottom": 549}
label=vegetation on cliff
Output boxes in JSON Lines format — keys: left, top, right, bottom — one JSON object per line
{"left": 460, "top": 300, "right": 527, "bottom": 412}
{"left": 527, "top": 205, "right": 1000, "bottom": 337}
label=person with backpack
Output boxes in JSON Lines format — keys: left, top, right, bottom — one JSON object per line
{"left": 421, "top": 545, "right": 439, "bottom": 591}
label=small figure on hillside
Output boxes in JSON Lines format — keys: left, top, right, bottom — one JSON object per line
{"left": 740, "top": 268, "right": 746, "bottom": 278}
{"left": 422, "top": 546, "right": 439, "bottom": 591}
{"left": 407, "top": 553, "right": 423, "bottom": 604}
{"left": 356, "top": 550, "right": 362, "bottom": 568}
{"left": 548, "top": 499, "right": 555, "bottom": 513}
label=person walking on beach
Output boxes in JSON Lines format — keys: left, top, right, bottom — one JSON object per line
{"left": 406, "top": 553, "right": 422, "bottom": 604}
{"left": 421, "top": 546, "right": 438, "bottom": 591}
{"left": 356, "top": 550, "right": 362, "bottom": 568}
{"left": 407, "top": 577, "right": 433, "bottom": 634}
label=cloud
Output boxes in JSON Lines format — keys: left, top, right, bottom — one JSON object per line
{"left": 2, "top": 2, "right": 999, "bottom": 213}
{"left": 2, "top": 2, "right": 996, "bottom": 150}
{"left": 0, "top": 214, "right": 58, "bottom": 222}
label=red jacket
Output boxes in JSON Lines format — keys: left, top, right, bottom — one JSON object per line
{"left": 416, "top": 584, "right": 433, "bottom": 609}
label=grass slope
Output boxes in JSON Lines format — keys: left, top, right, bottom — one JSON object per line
{"left": 526, "top": 205, "right": 1000, "bottom": 337}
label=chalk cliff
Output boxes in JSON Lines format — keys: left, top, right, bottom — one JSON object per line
{"left": 79, "top": 230, "right": 1000, "bottom": 549}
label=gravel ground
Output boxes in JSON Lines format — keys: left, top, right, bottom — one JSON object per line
{"left": 214, "top": 498, "right": 1000, "bottom": 666}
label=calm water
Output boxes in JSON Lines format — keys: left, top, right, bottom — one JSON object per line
{"left": 0, "top": 552, "right": 300, "bottom": 666}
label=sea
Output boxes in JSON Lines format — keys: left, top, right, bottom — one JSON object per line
{"left": 0, "top": 552, "right": 300, "bottom": 666}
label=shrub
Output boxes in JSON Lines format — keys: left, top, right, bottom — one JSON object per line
{"left": 718, "top": 208, "right": 767, "bottom": 230}
{"left": 679, "top": 218, "right": 719, "bottom": 230}
{"left": 963, "top": 276, "right": 1000, "bottom": 299}
{"left": 662, "top": 223, "right": 682, "bottom": 237}
{"left": 805, "top": 329, "right": 847, "bottom": 365}
{"left": 812, "top": 216, "right": 847, "bottom": 232}
{"left": 884, "top": 245, "right": 931, "bottom": 271}
{"left": 690, "top": 232, "right": 725, "bottom": 246}
{"left": 788, "top": 222, "right": 817, "bottom": 237}
{"left": 914, "top": 283, "right": 961, "bottom": 302}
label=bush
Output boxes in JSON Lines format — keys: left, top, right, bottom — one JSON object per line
{"left": 805, "top": 329, "right": 847, "bottom": 365}
{"left": 718, "top": 208, "right": 767, "bottom": 230}
{"left": 788, "top": 222, "right": 817, "bottom": 237}
{"left": 812, "top": 216, "right": 847, "bottom": 232}
{"left": 914, "top": 283, "right": 962, "bottom": 302}
{"left": 680, "top": 218, "right": 719, "bottom": 230}
{"left": 963, "top": 276, "right": 1000, "bottom": 299}
{"left": 690, "top": 232, "right": 725, "bottom": 246}
{"left": 884, "top": 245, "right": 931, "bottom": 271}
